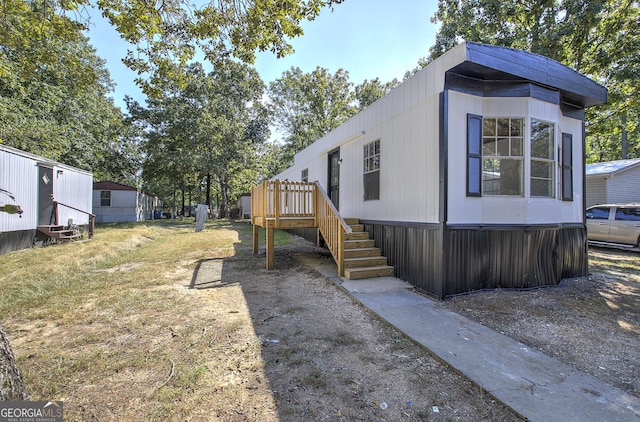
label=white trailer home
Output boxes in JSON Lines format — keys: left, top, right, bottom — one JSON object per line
{"left": 93, "top": 181, "right": 160, "bottom": 223}
{"left": 0, "top": 145, "right": 94, "bottom": 254}
{"left": 269, "top": 42, "right": 607, "bottom": 298}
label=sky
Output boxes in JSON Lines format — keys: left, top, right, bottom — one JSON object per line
{"left": 85, "top": 0, "right": 440, "bottom": 112}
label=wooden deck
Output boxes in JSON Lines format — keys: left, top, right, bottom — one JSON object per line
{"left": 251, "top": 180, "right": 394, "bottom": 279}
{"left": 251, "top": 180, "right": 351, "bottom": 275}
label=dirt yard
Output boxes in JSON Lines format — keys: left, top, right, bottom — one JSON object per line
{"left": 2, "top": 221, "right": 638, "bottom": 420}
{"left": 188, "top": 234, "right": 522, "bottom": 421}
{"left": 442, "top": 247, "right": 640, "bottom": 399}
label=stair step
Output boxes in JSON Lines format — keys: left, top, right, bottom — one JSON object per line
{"left": 343, "top": 239, "right": 375, "bottom": 249}
{"left": 343, "top": 218, "right": 360, "bottom": 225}
{"left": 344, "top": 256, "right": 388, "bottom": 268}
{"left": 58, "top": 234, "right": 82, "bottom": 240}
{"left": 349, "top": 224, "right": 365, "bottom": 232}
{"left": 38, "top": 225, "right": 65, "bottom": 231}
{"left": 344, "top": 265, "right": 394, "bottom": 280}
{"left": 344, "top": 232, "right": 370, "bottom": 241}
{"left": 344, "top": 248, "right": 381, "bottom": 258}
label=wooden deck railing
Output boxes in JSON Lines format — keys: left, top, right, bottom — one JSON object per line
{"left": 251, "top": 180, "right": 351, "bottom": 275}
{"left": 313, "top": 182, "right": 352, "bottom": 276}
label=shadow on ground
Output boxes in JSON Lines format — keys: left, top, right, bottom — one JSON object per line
{"left": 186, "top": 221, "right": 523, "bottom": 421}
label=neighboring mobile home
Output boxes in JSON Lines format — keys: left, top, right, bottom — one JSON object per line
{"left": 273, "top": 42, "right": 607, "bottom": 298}
{"left": 0, "top": 145, "right": 94, "bottom": 254}
{"left": 585, "top": 158, "right": 640, "bottom": 207}
{"left": 93, "top": 181, "right": 160, "bottom": 223}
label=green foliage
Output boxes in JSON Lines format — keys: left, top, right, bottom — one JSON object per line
{"left": 428, "top": 0, "right": 640, "bottom": 162}
{"left": 266, "top": 68, "right": 400, "bottom": 170}
{"left": 136, "top": 61, "right": 269, "bottom": 215}
{"left": 0, "top": 0, "right": 141, "bottom": 183}
{"left": 268, "top": 66, "right": 356, "bottom": 162}
{"left": 354, "top": 77, "right": 399, "bottom": 111}
{"left": 95, "top": 0, "right": 345, "bottom": 96}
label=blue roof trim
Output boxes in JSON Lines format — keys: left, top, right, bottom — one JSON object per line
{"left": 586, "top": 158, "right": 640, "bottom": 175}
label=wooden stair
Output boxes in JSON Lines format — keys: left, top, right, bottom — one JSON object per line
{"left": 342, "top": 218, "right": 394, "bottom": 280}
{"left": 37, "top": 225, "right": 82, "bottom": 242}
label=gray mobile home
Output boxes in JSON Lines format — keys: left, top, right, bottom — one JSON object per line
{"left": 93, "top": 181, "right": 160, "bottom": 223}
{"left": 586, "top": 158, "right": 640, "bottom": 207}
{"left": 272, "top": 42, "right": 607, "bottom": 298}
{"left": 0, "top": 145, "right": 94, "bottom": 254}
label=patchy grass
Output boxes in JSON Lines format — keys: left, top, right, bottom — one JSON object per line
{"left": 589, "top": 247, "right": 640, "bottom": 279}
{"left": 0, "top": 219, "right": 279, "bottom": 420}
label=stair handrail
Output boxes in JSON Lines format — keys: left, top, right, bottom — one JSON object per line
{"left": 313, "top": 181, "right": 352, "bottom": 276}
{"left": 251, "top": 179, "right": 353, "bottom": 276}
{"left": 53, "top": 200, "right": 95, "bottom": 239}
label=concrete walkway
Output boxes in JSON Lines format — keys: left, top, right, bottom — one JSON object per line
{"left": 296, "top": 253, "right": 640, "bottom": 422}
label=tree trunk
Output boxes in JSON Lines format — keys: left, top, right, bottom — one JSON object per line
{"left": 180, "top": 189, "right": 185, "bottom": 217}
{"left": 0, "top": 326, "right": 29, "bottom": 401}
{"left": 621, "top": 113, "right": 628, "bottom": 159}
{"left": 219, "top": 177, "right": 228, "bottom": 218}
{"left": 206, "top": 173, "right": 211, "bottom": 207}
{"left": 172, "top": 177, "right": 177, "bottom": 219}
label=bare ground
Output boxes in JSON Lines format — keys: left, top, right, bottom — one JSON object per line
{"left": 203, "top": 238, "right": 523, "bottom": 421}
{"left": 441, "top": 247, "right": 640, "bottom": 399}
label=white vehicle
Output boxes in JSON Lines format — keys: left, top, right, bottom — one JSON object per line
{"left": 586, "top": 204, "right": 640, "bottom": 249}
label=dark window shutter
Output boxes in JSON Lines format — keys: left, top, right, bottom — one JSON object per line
{"left": 363, "top": 171, "right": 380, "bottom": 200}
{"left": 467, "top": 114, "right": 482, "bottom": 196}
{"left": 561, "top": 133, "right": 573, "bottom": 201}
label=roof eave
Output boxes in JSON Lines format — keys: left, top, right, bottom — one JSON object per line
{"left": 461, "top": 42, "right": 607, "bottom": 109}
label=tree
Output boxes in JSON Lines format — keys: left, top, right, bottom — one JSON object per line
{"left": 0, "top": 1, "right": 141, "bottom": 181}
{"left": 268, "top": 66, "right": 356, "bottom": 163}
{"left": 137, "top": 61, "right": 269, "bottom": 217}
{"left": 0, "top": 326, "right": 29, "bottom": 401}
{"left": 93, "top": 0, "right": 346, "bottom": 96}
{"left": 355, "top": 77, "right": 399, "bottom": 111}
{"left": 191, "top": 61, "right": 269, "bottom": 216}
{"left": 428, "top": 0, "right": 640, "bottom": 162}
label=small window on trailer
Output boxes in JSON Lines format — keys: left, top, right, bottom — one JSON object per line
{"left": 101, "top": 190, "right": 111, "bottom": 207}
{"left": 301, "top": 168, "right": 308, "bottom": 182}
{"left": 530, "top": 119, "right": 555, "bottom": 198}
{"left": 561, "top": 133, "right": 573, "bottom": 201}
{"left": 363, "top": 140, "right": 380, "bottom": 200}
{"left": 481, "top": 117, "right": 524, "bottom": 196}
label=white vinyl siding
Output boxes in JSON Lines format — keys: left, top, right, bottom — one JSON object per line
{"left": 606, "top": 168, "right": 640, "bottom": 204}
{"left": 1, "top": 146, "right": 93, "bottom": 232}
{"left": 0, "top": 148, "right": 38, "bottom": 232}
{"left": 586, "top": 176, "right": 606, "bottom": 207}
{"left": 93, "top": 189, "right": 156, "bottom": 223}
{"left": 274, "top": 45, "right": 453, "bottom": 223}
{"left": 53, "top": 165, "right": 93, "bottom": 225}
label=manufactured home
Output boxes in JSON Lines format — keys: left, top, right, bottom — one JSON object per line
{"left": 0, "top": 145, "right": 94, "bottom": 254}
{"left": 93, "top": 181, "right": 160, "bottom": 223}
{"left": 252, "top": 42, "right": 607, "bottom": 299}
{"left": 586, "top": 158, "right": 640, "bottom": 207}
